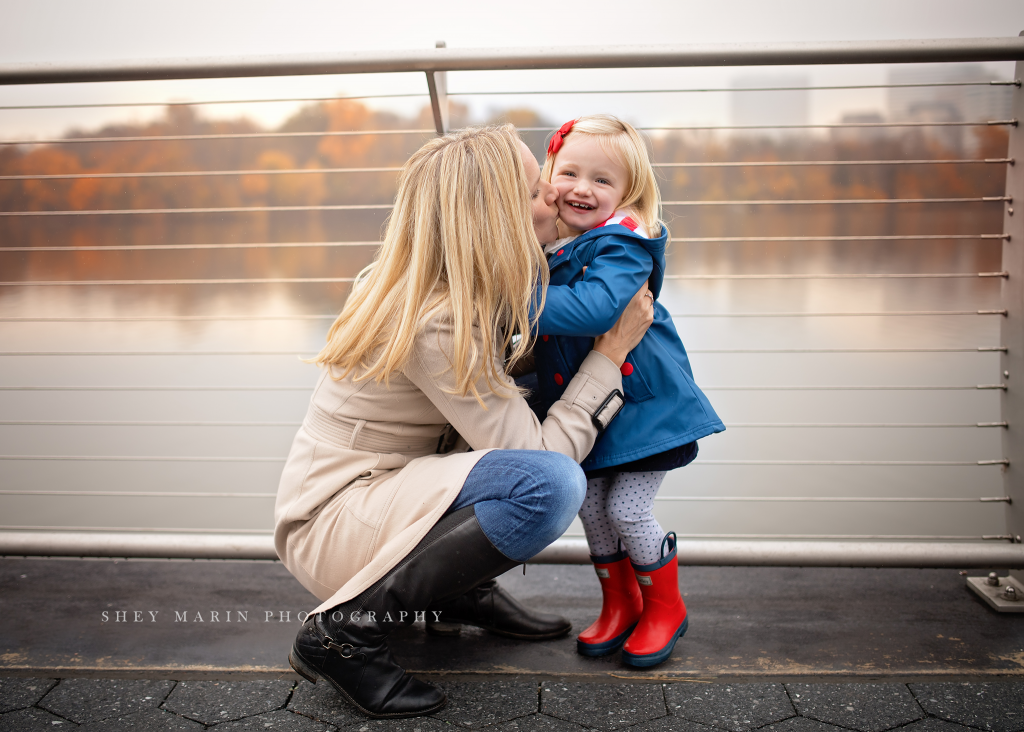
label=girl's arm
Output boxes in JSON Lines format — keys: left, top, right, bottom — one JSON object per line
{"left": 537, "top": 234, "right": 654, "bottom": 337}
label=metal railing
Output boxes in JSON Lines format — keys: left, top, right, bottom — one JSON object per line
{"left": 0, "top": 38, "right": 1022, "bottom": 569}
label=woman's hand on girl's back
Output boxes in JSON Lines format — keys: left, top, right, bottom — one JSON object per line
{"left": 593, "top": 283, "right": 654, "bottom": 367}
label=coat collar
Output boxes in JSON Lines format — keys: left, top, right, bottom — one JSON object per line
{"left": 546, "top": 218, "right": 667, "bottom": 271}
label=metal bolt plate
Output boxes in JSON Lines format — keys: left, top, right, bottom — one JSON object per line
{"left": 967, "top": 575, "right": 1024, "bottom": 612}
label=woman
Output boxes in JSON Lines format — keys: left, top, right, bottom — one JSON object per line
{"left": 276, "top": 125, "right": 654, "bottom": 719}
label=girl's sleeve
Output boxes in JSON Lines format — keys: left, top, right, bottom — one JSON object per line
{"left": 537, "top": 233, "right": 654, "bottom": 337}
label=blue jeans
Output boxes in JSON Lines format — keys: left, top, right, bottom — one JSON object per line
{"left": 446, "top": 450, "right": 587, "bottom": 562}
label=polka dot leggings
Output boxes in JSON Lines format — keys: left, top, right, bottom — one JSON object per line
{"left": 578, "top": 471, "right": 667, "bottom": 566}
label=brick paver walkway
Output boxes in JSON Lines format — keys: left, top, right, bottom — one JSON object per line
{"left": 2, "top": 678, "right": 1022, "bottom": 732}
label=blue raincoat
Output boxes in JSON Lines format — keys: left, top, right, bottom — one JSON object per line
{"left": 533, "top": 222, "right": 724, "bottom": 472}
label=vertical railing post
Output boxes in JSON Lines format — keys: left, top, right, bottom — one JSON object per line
{"left": 1003, "top": 42, "right": 1024, "bottom": 589}
{"left": 426, "top": 40, "right": 449, "bottom": 135}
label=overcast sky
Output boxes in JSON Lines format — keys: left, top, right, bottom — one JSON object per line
{"left": 1, "top": 0, "right": 1022, "bottom": 138}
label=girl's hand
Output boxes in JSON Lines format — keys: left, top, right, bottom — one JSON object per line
{"left": 594, "top": 283, "right": 654, "bottom": 367}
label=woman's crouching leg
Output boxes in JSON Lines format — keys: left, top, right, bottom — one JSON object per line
{"left": 290, "top": 506, "right": 519, "bottom": 718}
{"left": 427, "top": 451, "right": 584, "bottom": 641}
{"left": 449, "top": 449, "right": 586, "bottom": 562}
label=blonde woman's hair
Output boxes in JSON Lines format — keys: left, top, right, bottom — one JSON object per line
{"left": 311, "top": 124, "right": 547, "bottom": 403}
{"left": 541, "top": 114, "right": 664, "bottom": 237}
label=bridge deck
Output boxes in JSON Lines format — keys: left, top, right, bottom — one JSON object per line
{"left": 2, "top": 558, "right": 1022, "bottom": 680}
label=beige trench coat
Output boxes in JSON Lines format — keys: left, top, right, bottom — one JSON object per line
{"left": 274, "top": 312, "right": 624, "bottom": 615}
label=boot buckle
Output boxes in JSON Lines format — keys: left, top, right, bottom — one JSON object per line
{"left": 322, "top": 636, "right": 356, "bottom": 658}
{"left": 317, "top": 628, "right": 357, "bottom": 658}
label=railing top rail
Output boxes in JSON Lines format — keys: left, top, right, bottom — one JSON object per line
{"left": 2, "top": 37, "right": 1024, "bottom": 86}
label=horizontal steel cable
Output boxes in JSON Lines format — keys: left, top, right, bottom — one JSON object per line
{"left": 0, "top": 312, "right": 1006, "bottom": 334}
{"left": 0, "top": 455, "right": 284, "bottom": 462}
{"left": 0, "top": 196, "right": 1009, "bottom": 217}
{"left": 0, "top": 316, "right": 335, "bottom": 321}
{"left": 0, "top": 349, "right": 1004, "bottom": 358}
{"left": 4, "top": 119, "right": 1017, "bottom": 146}
{"left": 668, "top": 310, "right": 1006, "bottom": 317}
{"left": 725, "top": 422, "right": 1008, "bottom": 428}
{"left": 0, "top": 92, "right": 428, "bottom": 110}
{"left": 0, "top": 384, "right": 1005, "bottom": 392}
{"left": 0, "top": 129, "right": 435, "bottom": 145}
{"left": 671, "top": 234, "right": 1009, "bottom": 242}
{"left": 702, "top": 384, "right": 1006, "bottom": 390}
{"left": 1, "top": 272, "right": 1005, "bottom": 286}
{"left": 0, "top": 241, "right": 377, "bottom": 252}
{"left": 634, "top": 120, "right": 1019, "bottom": 131}
{"left": 692, "top": 459, "right": 1009, "bottom": 465}
{"left": 0, "top": 525, "right": 1008, "bottom": 541}
{"left": 688, "top": 347, "right": 1008, "bottom": 353}
{"left": 671, "top": 311, "right": 1007, "bottom": 317}
{"left": 0, "top": 204, "right": 391, "bottom": 217}
{"left": 0, "top": 420, "right": 1004, "bottom": 429}
{"left": 0, "top": 234, "right": 1007, "bottom": 253}
{"left": 0, "top": 313, "right": 1010, "bottom": 333}
{"left": 0, "top": 160, "right": 1011, "bottom": 182}
{"left": 0, "top": 490, "right": 1010, "bottom": 502}
{"left": 0, "top": 490, "right": 277, "bottom": 497}
{"left": 0, "top": 455, "right": 1008, "bottom": 466}
{"left": 0, "top": 524, "right": 272, "bottom": 534}
{"left": 453, "top": 81, "right": 1021, "bottom": 95}
{"left": 0, "top": 343, "right": 1006, "bottom": 355}
{"left": 663, "top": 272, "right": 1007, "bottom": 279}
{"left": 519, "top": 121, "right": 1020, "bottom": 132}
{"left": 661, "top": 196, "right": 1011, "bottom": 206}
{"left": 2, "top": 81, "right": 1016, "bottom": 111}
{"left": 0, "top": 351, "right": 318, "bottom": 356}
{"left": 0, "top": 385, "right": 313, "bottom": 391}
{"left": 0, "top": 167, "right": 402, "bottom": 181}
{"left": 0, "top": 420, "right": 301, "bottom": 426}
{"left": 652, "top": 495, "right": 1011, "bottom": 502}
{"left": 653, "top": 158, "right": 1013, "bottom": 168}
{"left": 0, "top": 277, "right": 356, "bottom": 286}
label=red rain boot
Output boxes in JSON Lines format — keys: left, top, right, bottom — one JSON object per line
{"left": 621, "top": 533, "right": 687, "bottom": 667}
{"left": 576, "top": 549, "right": 643, "bottom": 657}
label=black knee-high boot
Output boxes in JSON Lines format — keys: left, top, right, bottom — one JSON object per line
{"left": 289, "top": 506, "right": 518, "bottom": 718}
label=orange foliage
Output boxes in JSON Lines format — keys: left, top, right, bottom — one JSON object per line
{"left": 0, "top": 100, "right": 1010, "bottom": 293}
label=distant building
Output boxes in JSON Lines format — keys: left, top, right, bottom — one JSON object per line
{"left": 831, "top": 111, "right": 888, "bottom": 147}
{"left": 730, "top": 75, "right": 810, "bottom": 134}
{"left": 887, "top": 64, "right": 1013, "bottom": 153}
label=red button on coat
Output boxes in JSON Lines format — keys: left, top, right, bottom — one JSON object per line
{"left": 620, "top": 362, "right": 634, "bottom": 376}
{"left": 542, "top": 335, "right": 549, "bottom": 341}
{"left": 553, "top": 373, "right": 564, "bottom": 385}
{"left": 557, "top": 249, "right": 564, "bottom": 255}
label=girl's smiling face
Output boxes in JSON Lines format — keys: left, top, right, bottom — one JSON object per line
{"left": 550, "top": 134, "right": 629, "bottom": 234}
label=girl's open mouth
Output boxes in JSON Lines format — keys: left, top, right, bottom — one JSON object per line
{"left": 566, "top": 201, "right": 595, "bottom": 211}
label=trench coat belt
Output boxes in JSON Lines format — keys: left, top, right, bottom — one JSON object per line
{"left": 302, "top": 405, "right": 442, "bottom": 457}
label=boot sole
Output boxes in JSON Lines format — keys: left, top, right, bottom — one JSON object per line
{"left": 620, "top": 616, "right": 689, "bottom": 668}
{"left": 289, "top": 649, "right": 447, "bottom": 719}
{"left": 576, "top": 623, "right": 637, "bottom": 657}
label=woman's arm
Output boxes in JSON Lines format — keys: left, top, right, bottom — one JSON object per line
{"left": 404, "top": 289, "right": 651, "bottom": 461}
{"left": 594, "top": 282, "right": 654, "bottom": 367}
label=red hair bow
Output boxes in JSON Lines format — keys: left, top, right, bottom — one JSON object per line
{"left": 547, "top": 119, "right": 576, "bottom": 156}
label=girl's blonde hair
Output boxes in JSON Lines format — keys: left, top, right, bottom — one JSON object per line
{"left": 541, "top": 114, "right": 664, "bottom": 237}
{"left": 311, "top": 124, "right": 547, "bottom": 403}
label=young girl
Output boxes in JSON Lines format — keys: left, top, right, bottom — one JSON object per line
{"left": 533, "top": 115, "right": 724, "bottom": 668}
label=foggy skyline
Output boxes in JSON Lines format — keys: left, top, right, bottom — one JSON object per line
{"left": 0, "top": 1, "right": 1022, "bottom": 141}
